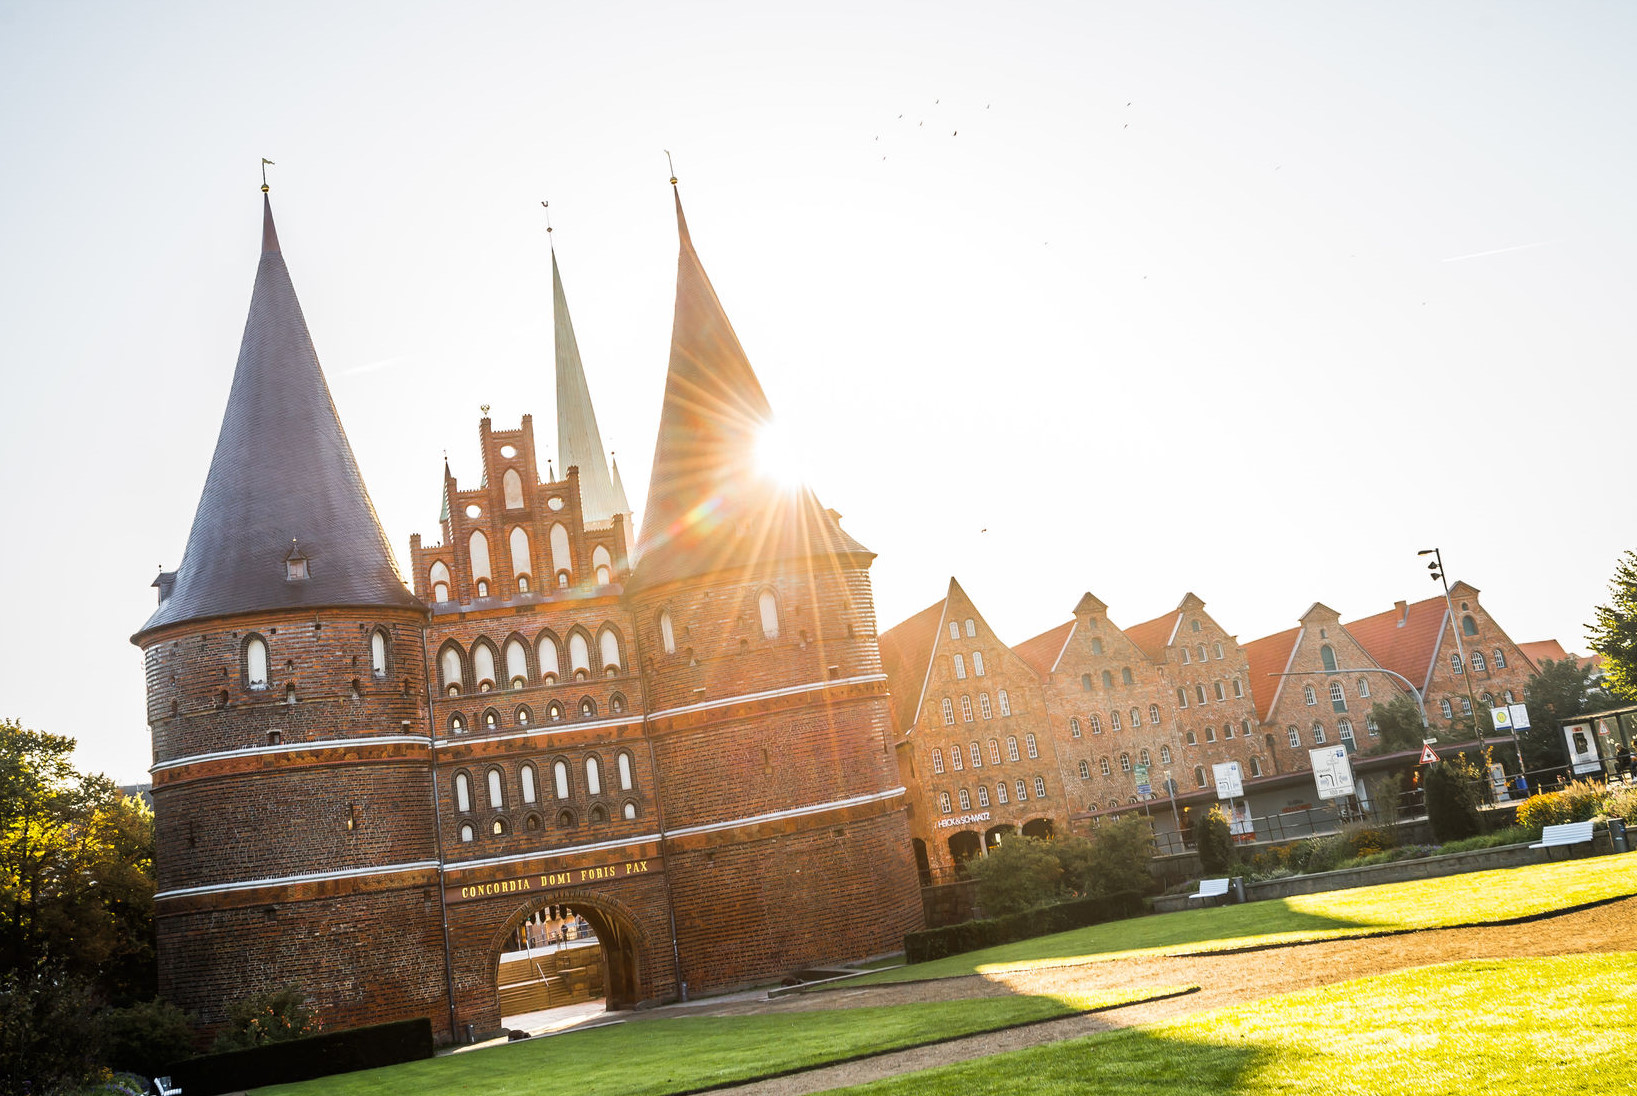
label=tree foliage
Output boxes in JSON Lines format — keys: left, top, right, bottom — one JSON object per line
{"left": 1522, "top": 658, "right": 1618, "bottom": 773}
{"left": 1366, "top": 694, "right": 1428, "bottom": 755}
{"left": 1195, "top": 804, "right": 1236, "bottom": 875}
{"left": 968, "top": 824, "right": 1156, "bottom": 916}
{"left": 1588, "top": 549, "right": 1637, "bottom": 702}
{"left": 1079, "top": 817, "right": 1156, "bottom": 897}
{"left": 966, "top": 835, "right": 1061, "bottom": 916}
{"left": 211, "top": 986, "right": 322, "bottom": 1052}
{"left": 1423, "top": 753, "right": 1485, "bottom": 843}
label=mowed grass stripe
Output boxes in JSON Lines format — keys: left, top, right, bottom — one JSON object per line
{"left": 830, "top": 951, "right": 1637, "bottom": 1096}
{"left": 852, "top": 856, "right": 1637, "bottom": 985}
{"left": 253, "top": 986, "right": 1188, "bottom": 1096}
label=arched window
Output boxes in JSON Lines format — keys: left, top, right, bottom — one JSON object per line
{"left": 1070, "top": 717, "right": 1082, "bottom": 738}
{"left": 939, "top": 791, "right": 952, "bottom": 813}
{"left": 1130, "top": 708, "right": 1141, "bottom": 728}
{"left": 1110, "top": 710, "right": 1122, "bottom": 731}
{"left": 1149, "top": 705, "right": 1160, "bottom": 724}
{"left": 960, "top": 695, "right": 974, "bottom": 722}
{"left": 537, "top": 633, "right": 561, "bottom": 682}
{"left": 585, "top": 756, "right": 602, "bottom": 795}
{"left": 455, "top": 772, "right": 471, "bottom": 813}
{"left": 1194, "top": 766, "right": 1207, "bottom": 787}
{"left": 1459, "top": 697, "right": 1472, "bottom": 715}
{"left": 599, "top": 627, "right": 622, "bottom": 674}
{"left": 1089, "top": 715, "right": 1102, "bottom": 735}
{"left": 1320, "top": 644, "right": 1338, "bottom": 672}
{"left": 1182, "top": 647, "right": 1192, "bottom": 665}
{"left": 759, "top": 589, "right": 780, "bottom": 639}
{"left": 1119, "top": 753, "right": 1132, "bottom": 772}
{"left": 1121, "top": 667, "right": 1134, "bottom": 685}
{"left": 487, "top": 768, "right": 504, "bottom": 808}
{"left": 618, "top": 753, "right": 634, "bottom": 791}
{"left": 996, "top": 782, "right": 1008, "bottom": 804}
{"left": 245, "top": 635, "right": 269, "bottom": 689}
{"left": 429, "top": 561, "right": 451, "bottom": 603}
{"left": 1223, "top": 722, "right": 1234, "bottom": 738}
{"left": 659, "top": 611, "right": 677, "bottom": 655}
{"left": 1233, "top": 679, "right": 1244, "bottom": 698}
{"left": 473, "top": 643, "right": 497, "bottom": 691}
{"left": 1080, "top": 673, "right": 1092, "bottom": 691}
{"left": 1205, "top": 726, "right": 1217, "bottom": 743}
{"left": 1312, "top": 723, "right": 1327, "bottom": 744}
{"left": 509, "top": 527, "right": 532, "bottom": 589}
{"left": 578, "top": 697, "right": 596, "bottom": 718}
{"left": 1185, "top": 728, "right": 1199, "bottom": 744}
{"left": 440, "top": 646, "right": 463, "bottom": 695}
{"left": 1249, "top": 757, "right": 1263, "bottom": 777}
{"left": 1451, "top": 652, "right": 1464, "bottom": 675}
{"left": 973, "top": 651, "right": 986, "bottom": 677}
{"left": 958, "top": 789, "right": 971, "bottom": 811}
{"left": 1139, "top": 748, "right": 1151, "bottom": 765}
{"left": 977, "top": 786, "right": 990, "bottom": 808}
{"left": 622, "top": 801, "right": 637, "bottom": 820}
{"left": 1025, "top": 733, "right": 1039, "bottom": 758}
{"left": 953, "top": 654, "right": 967, "bottom": 680}
{"left": 1006, "top": 736, "right": 1019, "bottom": 761}
{"left": 1303, "top": 684, "right": 1317, "bottom": 705}
{"left": 503, "top": 468, "right": 524, "bottom": 509}
{"left": 592, "top": 545, "right": 613, "bottom": 586}
{"left": 1288, "top": 725, "right": 1300, "bottom": 747}
{"left": 1462, "top": 614, "right": 1478, "bottom": 636}
{"left": 951, "top": 747, "right": 963, "bottom": 771}
{"left": 448, "top": 713, "right": 466, "bottom": 735}
{"left": 1160, "top": 745, "right": 1172, "bottom": 764}
{"left": 1493, "top": 647, "right": 1507, "bottom": 669}
{"left": 1016, "top": 780, "right": 1028, "bottom": 801}
{"left": 553, "top": 760, "right": 570, "bottom": 799}
{"left": 949, "top": 622, "right": 961, "bottom": 640}
{"left": 568, "top": 632, "right": 591, "bottom": 677}
{"left": 979, "top": 693, "right": 993, "bottom": 719}
{"left": 1329, "top": 681, "right": 1346, "bottom": 712}
{"left": 1242, "top": 719, "right": 1253, "bottom": 737}
{"left": 1098, "top": 757, "right": 1110, "bottom": 776}
{"left": 483, "top": 710, "right": 499, "bottom": 730}
{"left": 1214, "top": 642, "right": 1224, "bottom": 659}
{"left": 988, "top": 739, "right": 1000, "bottom": 763}
{"left": 521, "top": 764, "right": 537, "bottom": 804}
{"left": 969, "top": 742, "right": 982, "bottom": 767}
{"left": 505, "top": 638, "right": 529, "bottom": 689}
{"left": 1356, "top": 677, "right": 1370, "bottom": 698}
{"left": 998, "top": 690, "right": 1012, "bottom": 716}
{"left": 1197, "top": 644, "right": 1208, "bottom": 663}
{"left": 1196, "top": 685, "right": 1208, "bottom": 705}
{"left": 1101, "top": 670, "right": 1114, "bottom": 689}
{"left": 1339, "top": 718, "right": 1355, "bottom": 744}
{"left": 932, "top": 747, "right": 945, "bottom": 774}
{"left": 459, "top": 823, "right": 474, "bottom": 843}
{"left": 516, "top": 705, "right": 531, "bottom": 725}
{"left": 941, "top": 698, "right": 954, "bottom": 725}
{"left": 1213, "top": 682, "right": 1225, "bottom": 701}
{"left": 1177, "top": 687, "right": 1188, "bottom": 709}
{"left": 1090, "top": 638, "right": 1104, "bottom": 655}
{"left": 469, "top": 530, "right": 492, "bottom": 583}
{"left": 549, "top": 523, "right": 572, "bottom": 582}
{"left": 965, "top": 618, "right": 976, "bottom": 637}
{"left": 1472, "top": 651, "right": 1487, "bottom": 672}
{"left": 370, "top": 630, "right": 388, "bottom": 677}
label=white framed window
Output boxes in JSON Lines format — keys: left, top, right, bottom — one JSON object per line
{"left": 988, "top": 739, "right": 1001, "bottom": 764}
{"left": 1100, "top": 757, "right": 1111, "bottom": 775}
{"left": 1015, "top": 779, "right": 1027, "bottom": 801}
{"left": 1140, "top": 749, "right": 1151, "bottom": 766}
{"left": 1233, "top": 678, "right": 1244, "bottom": 698}
{"left": 958, "top": 789, "right": 971, "bottom": 811}
{"left": 952, "top": 748, "right": 964, "bottom": 771}
{"left": 1177, "top": 688, "right": 1188, "bottom": 709}
{"left": 1451, "top": 652, "right": 1464, "bottom": 675}
{"left": 1181, "top": 647, "right": 1191, "bottom": 665}
{"left": 1078, "top": 760, "right": 1090, "bottom": 779}
{"left": 1440, "top": 698, "right": 1454, "bottom": 718}
{"left": 1160, "top": 745, "right": 1172, "bottom": 764}
{"left": 1494, "top": 648, "right": 1507, "bottom": 669}
{"left": 1460, "top": 696, "right": 1472, "bottom": 715}
{"left": 521, "top": 764, "right": 537, "bottom": 804}
{"left": 973, "top": 651, "right": 986, "bottom": 677}
{"left": 758, "top": 589, "right": 780, "bottom": 639}
{"left": 965, "top": 618, "right": 977, "bottom": 637}
{"left": 1205, "top": 726, "right": 1217, "bottom": 743}
{"left": 1119, "top": 753, "right": 1132, "bottom": 772}
{"left": 1303, "top": 684, "right": 1317, "bottom": 706}
{"left": 553, "top": 760, "right": 570, "bottom": 799}
{"left": 1312, "top": 724, "right": 1326, "bottom": 745}
{"left": 246, "top": 635, "right": 269, "bottom": 689}
{"left": 1224, "top": 722, "right": 1235, "bottom": 738}
{"left": 1197, "top": 644, "right": 1208, "bottom": 663}
{"left": 1149, "top": 704, "right": 1161, "bottom": 724}
{"left": 1022, "top": 733, "right": 1040, "bottom": 758}
{"left": 1214, "top": 642, "right": 1224, "bottom": 659}
{"left": 997, "top": 782, "right": 1009, "bottom": 803}
{"left": 1090, "top": 715, "right": 1103, "bottom": 735}
{"left": 1196, "top": 685, "right": 1208, "bottom": 705}
{"left": 618, "top": 753, "right": 634, "bottom": 791}
{"left": 980, "top": 693, "right": 993, "bottom": 719}
{"left": 455, "top": 772, "right": 471, "bottom": 813}
{"left": 1339, "top": 719, "right": 1355, "bottom": 744}
{"left": 1006, "top": 736, "right": 1019, "bottom": 762}
{"left": 586, "top": 756, "right": 602, "bottom": 795}
{"left": 953, "top": 654, "right": 967, "bottom": 680}
{"left": 1242, "top": 719, "right": 1253, "bottom": 737}
{"left": 961, "top": 695, "right": 974, "bottom": 722}
{"left": 932, "top": 747, "right": 945, "bottom": 774}
{"left": 1472, "top": 651, "right": 1488, "bottom": 672}
{"left": 1249, "top": 757, "right": 1263, "bottom": 777}
{"left": 977, "top": 786, "right": 990, "bottom": 808}
{"left": 1194, "top": 766, "right": 1207, "bottom": 788}
{"left": 949, "top": 621, "right": 961, "bottom": 640}
{"left": 1287, "top": 726, "right": 1300, "bottom": 748}
{"left": 1367, "top": 714, "right": 1379, "bottom": 736}
{"left": 1213, "top": 682, "right": 1225, "bottom": 702}
{"left": 1034, "top": 776, "right": 1046, "bottom": 797}
{"left": 487, "top": 768, "right": 504, "bottom": 808}
{"left": 660, "top": 611, "right": 677, "bottom": 655}
{"left": 969, "top": 742, "right": 982, "bottom": 768}
{"left": 1070, "top": 717, "right": 1082, "bottom": 738}
{"left": 1111, "top": 711, "right": 1122, "bottom": 731}
{"left": 1185, "top": 729, "right": 1197, "bottom": 745}
{"left": 939, "top": 791, "right": 952, "bottom": 813}
{"left": 1330, "top": 681, "right": 1347, "bottom": 712}
{"left": 1357, "top": 678, "right": 1370, "bottom": 698}
{"left": 941, "top": 698, "right": 955, "bottom": 725}
{"left": 370, "top": 630, "right": 388, "bottom": 677}
{"left": 998, "top": 690, "right": 1012, "bottom": 716}
{"left": 1130, "top": 707, "right": 1141, "bottom": 728}
{"left": 1504, "top": 690, "right": 1515, "bottom": 704}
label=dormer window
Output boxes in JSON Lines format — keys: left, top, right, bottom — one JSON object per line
{"left": 285, "top": 542, "right": 309, "bottom": 582}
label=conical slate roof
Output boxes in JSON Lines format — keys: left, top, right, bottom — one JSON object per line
{"left": 632, "top": 187, "right": 869, "bottom": 587}
{"left": 135, "top": 196, "right": 421, "bottom": 641}
{"left": 553, "top": 248, "right": 626, "bottom": 525}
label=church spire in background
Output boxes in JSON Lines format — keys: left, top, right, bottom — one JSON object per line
{"left": 551, "top": 233, "right": 628, "bottom": 529}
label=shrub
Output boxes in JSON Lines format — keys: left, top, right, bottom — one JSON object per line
{"left": 1082, "top": 818, "right": 1157, "bottom": 897}
{"left": 211, "top": 986, "right": 321, "bottom": 1052}
{"left": 1049, "top": 836, "right": 1099, "bottom": 897}
{"left": 1517, "top": 780, "right": 1613, "bottom": 833}
{"left": 102, "top": 998, "right": 197, "bottom": 1078}
{"left": 1195, "top": 805, "right": 1235, "bottom": 875}
{"left": 1605, "top": 783, "right": 1637, "bottom": 823}
{"left": 1289, "top": 834, "right": 1348, "bottom": 875}
{"left": 965, "top": 836, "right": 1062, "bottom": 916}
{"left": 1342, "top": 823, "right": 1395, "bottom": 858}
{"left": 905, "top": 891, "right": 1145, "bottom": 964}
{"left": 0, "top": 963, "right": 105, "bottom": 1096}
{"left": 174, "top": 1018, "right": 433, "bottom": 1096}
{"left": 1424, "top": 755, "right": 1485, "bottom": 842}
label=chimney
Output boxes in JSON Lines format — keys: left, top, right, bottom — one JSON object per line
{"left": 1394, "top": 600, "right": 1408, "bottom": 627}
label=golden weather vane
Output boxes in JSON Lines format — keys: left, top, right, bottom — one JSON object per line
{"left": 540, "top": 199, "right": 553, "bottom": 236}
{"left": 665, "top": 150, "right": 677, "bottom": 185}
{"left": 261, "top": 158, "right": 274, "bottom": 192}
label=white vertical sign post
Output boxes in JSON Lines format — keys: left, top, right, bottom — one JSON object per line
{"left": 1310, "top": 746, "right": 1356, "bottom": 821}
{"left": 1212, "top": 761, "right": 1249, "bottom": 838}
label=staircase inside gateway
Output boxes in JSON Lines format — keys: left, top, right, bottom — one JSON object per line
{"left": 499, "top": 906, "right": 606, "bottom": 1028}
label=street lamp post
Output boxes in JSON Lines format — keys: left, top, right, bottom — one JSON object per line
{"left": 1417, "top": 548, "right": 1523, "bottom": 772}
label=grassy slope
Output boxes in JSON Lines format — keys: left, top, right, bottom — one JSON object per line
{"left": 253, "top": 988, "right": 1183, "bottom": 1096}
{"left": 854, "top": 855, "right": 1637, "bottom": 984}
{"left": 833, "top": 951, "right": 1637, "bottom": 1096}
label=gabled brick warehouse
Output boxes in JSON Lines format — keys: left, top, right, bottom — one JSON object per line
{"left": 135, "top": 187, "right": 922, "bottom": 1041}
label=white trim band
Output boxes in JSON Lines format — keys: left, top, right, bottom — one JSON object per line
{"left": 667, "top": 786, "right": 906, "bottom": 839}
{"left": 442, "top": 833, "right": 664, "bottom": 876}
{"left": 151, "top": 734, "right": 430, "bottom": 775}
{"left": 155, "top": 859, "right": 442, "bottom": 901}
{"left": 646, "top": 673, "right": 887, "bottom": 722}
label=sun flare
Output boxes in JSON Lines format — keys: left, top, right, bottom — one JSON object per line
{"left": 753, "top": 420, "right": 809, "bottom": 489}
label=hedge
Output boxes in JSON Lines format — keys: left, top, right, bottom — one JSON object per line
{"left": 904, "top": 891, "right": 1145, "bottom": 964}
{"left": 167, "top": 1017, "right": 434, "bottom": 1096}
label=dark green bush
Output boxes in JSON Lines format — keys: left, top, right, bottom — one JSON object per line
{"left": 1195, "top": 805, "right": 1235, "bottom": 875}
{"left": 172, "top": 1017, "right": 434, "bottom": 1096}
{"left": 102, "top": 998, "right": 197, "bottom": 1078}
{"left": 1424, "top": 755, "right": 1485, "bottom": 843}
{"left": 966, "top": 836, "right": 1062, "bottom": 916}
{"left": 904, "top": 891, "right": 1145, "bottom": 964}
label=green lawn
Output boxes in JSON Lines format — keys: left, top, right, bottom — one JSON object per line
{"left": 253, "top": 987, "right": 1186, "bottom": 1096}
{"left": 831, "top": 951, "right": 1637, "bottom": 1096}
{"left": 852, "top": 855, "right": 1637, "bottom": 984}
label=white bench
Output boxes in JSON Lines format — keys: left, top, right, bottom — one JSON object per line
{"left": 1188, "top": 877, "right": 1231, "bottom": 905}
{"left": 153, "top": 1078, "right": 182, "bottom": 1096}
{"left": 1530, "top": 820, "right": 1596, "bottom": 854}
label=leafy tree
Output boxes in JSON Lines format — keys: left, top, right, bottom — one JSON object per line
{"left": 1195, "top": 804, "right": 1235, "bottom": 875}
{"left": 1080, "top": 818, "right": 1157, "bottom": 897}
{"left": 1366, "top": 694, "right": 1428, "bottom": 754}
{"left": 1588, "top": 549, "right": 1637, "bottom": 702}
{"left": 1522, "top": 657, "right": 1618, "bottom": 773}
{"left": 965, "top": 835, "right": 1061, "bottom": 916}
{"left": 0, "top": 961, "right": 105, "bottom": 1096}
{"left": 103, "top": 998, "right": 197, "bottom": 1078}
{"left": 1423, "top": 754, "right": 1485, "bottom": 843}
{"left": 1050, "top": 835, "right": 1098, "bottom": 896}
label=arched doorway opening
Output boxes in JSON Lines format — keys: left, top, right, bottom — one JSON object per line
{"left": 947, "top": 830, "right": 982, "bottom": 868}
{"left": 1021, "top": 817, "right": 1054, "bottom": 840}
{"left": 984, "top": 823, "right": 1015, "bottom": 851}
{"left": 496, "top": 900, "right": 642, "bottom": 1030}
{"left": 911, "top": 838, "right": 933, "bottom": 886}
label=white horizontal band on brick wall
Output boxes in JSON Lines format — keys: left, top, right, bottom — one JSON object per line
{"left": 666, "top": 786, "right": 907, "bottom": 839}
{"left": 154, "top": 859, "right": 442, "bottom": 901}
{"left": 150, "top": 734, "right": 431, "bottom": 775}
{"left": 646, "top": 673, "right": 887, "bottom": 722}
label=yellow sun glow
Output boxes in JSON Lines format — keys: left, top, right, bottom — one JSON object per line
{"left": 753, "top": 421, "right": 808, "bottom": 489}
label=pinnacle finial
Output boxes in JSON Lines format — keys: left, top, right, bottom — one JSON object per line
{"left": 541, "top": 199, "right": 553, "bottom": 236}
{"left": 665, "top": 150, "right": 677, "bottom": 186}
{"left": 260, "top": 157, "right": 274, "bottom": 193}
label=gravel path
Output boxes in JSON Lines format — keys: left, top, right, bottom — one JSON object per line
{"left": 685, "top": 894, "right": 1637, "bottom": 1096}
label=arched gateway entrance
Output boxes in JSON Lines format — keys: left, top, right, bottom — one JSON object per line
{"left": 492, "top": 897, "right": 645, "bottom": 1026}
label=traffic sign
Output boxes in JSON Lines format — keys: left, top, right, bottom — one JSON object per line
{"left": 1420, "top": 744, "right": 1439, "bottom": 764}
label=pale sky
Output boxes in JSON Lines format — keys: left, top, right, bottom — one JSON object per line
{"left": 2, "top": 2, "right": 1633, "bottom": 785}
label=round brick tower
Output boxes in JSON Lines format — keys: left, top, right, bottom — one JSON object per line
{"left": 625, "top": 188, "right": 923, "bottom": 990}
{"left": 132, "top": 195, "right": 451, "bottom": 1036}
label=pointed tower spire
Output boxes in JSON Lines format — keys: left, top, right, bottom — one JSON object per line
{"left": 551, "top": 244, "right": 626, "bottom": 527}
{"left": 136, "top": 195, "right": 420, "bottom": 639}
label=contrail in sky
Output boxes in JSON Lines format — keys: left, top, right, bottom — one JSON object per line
{"left": 1441, "top": 239, "right": 1559, "bottom": 263}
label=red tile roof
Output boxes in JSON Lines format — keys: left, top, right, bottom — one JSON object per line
{"left": 1124, "top": 610, "right": 1179, "bottom": 662}
{"left": 1242, "top": 626, "right": 1301, "bottom": 722}
{"left": 1345, "top": 596, "right": 1448, "bottom": 693}
{"left": 878, "top": 597, "right": 947, "bottom": 736}
{"left": 1015, "top": 621, "right": 1073, "bottom": 678}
